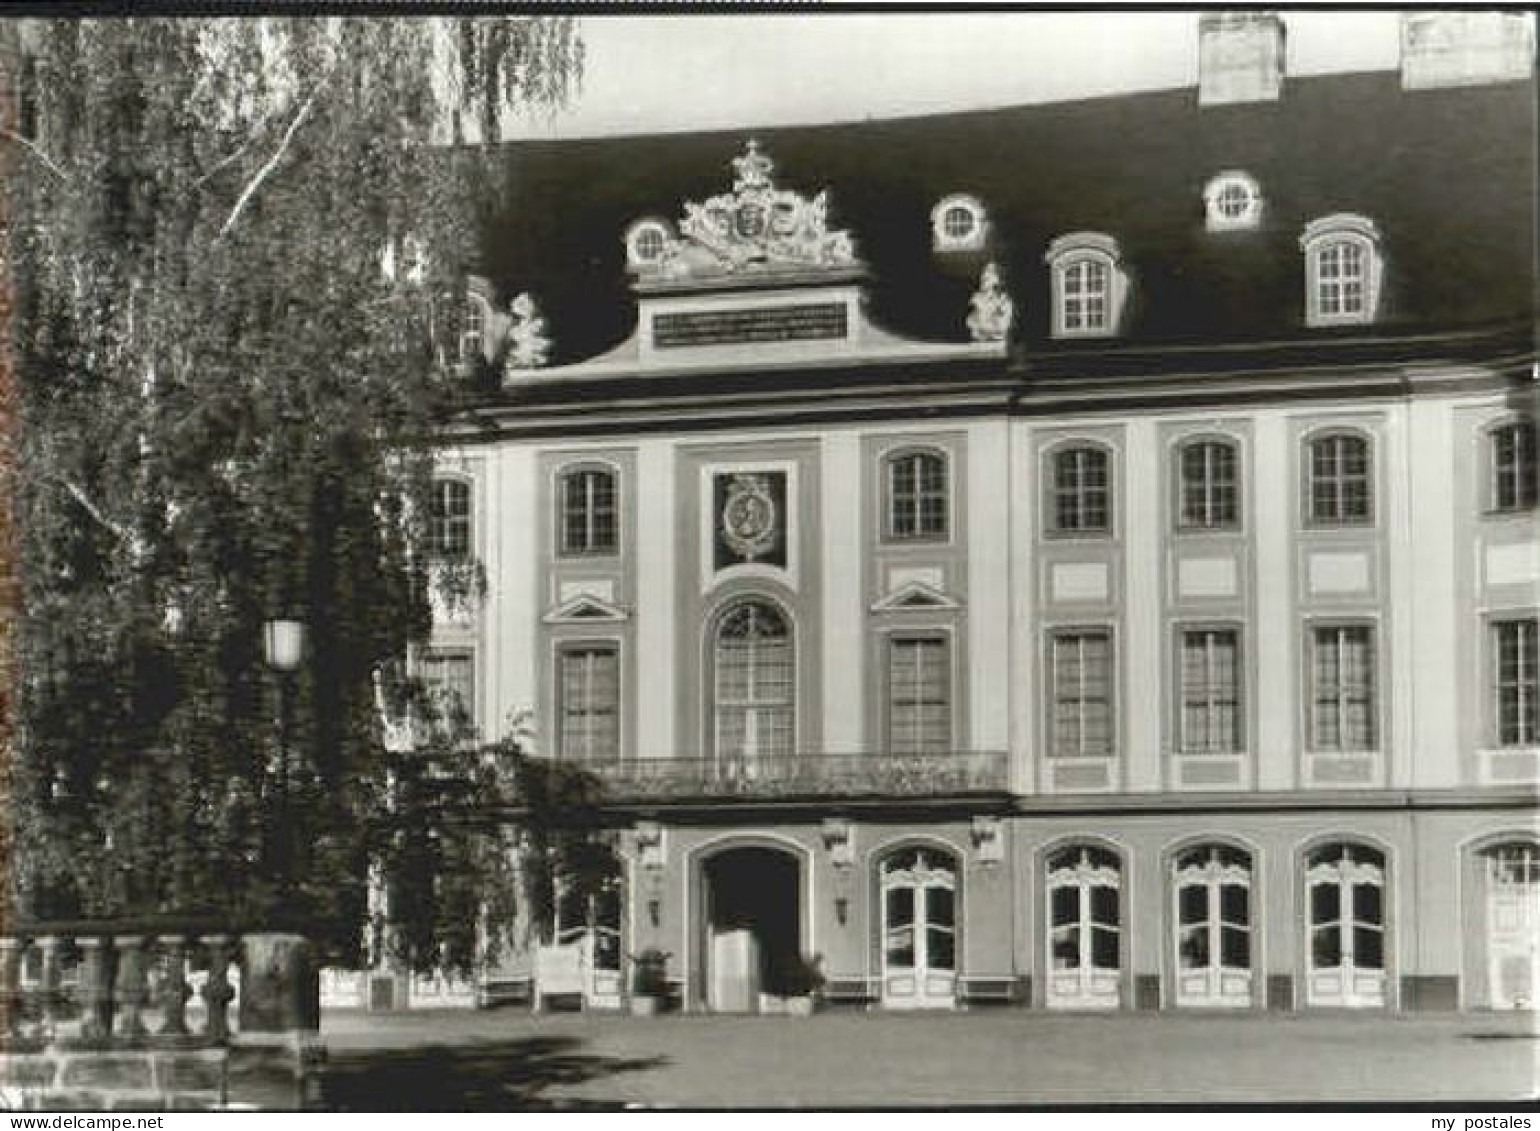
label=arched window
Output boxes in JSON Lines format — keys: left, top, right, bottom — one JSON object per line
{"left": 885, "top": 449, "right": 948, "bottom": 541}
{"left": 429, "top": 478, "right": 471, "bottom": 559}
{"left": 1300, "top": 214, "right": 1383, "bottom": 327}
{"left": 1045, "top": 232, "right": 1128, "bottom": 339}
{"left": 1177, "top": 439, "right": 1240, "bottom": 529}
{"left": 1050, "top": 445, "right": 1111, "bottom": 533}
{"left": 1045, "top": 845, "right": 1122, "bottom": 1010}
{"left": 713, "top": 600, "right": 794, "bottom": 761}
{"left": 559, "top": 466, "right": 618, "bottom": 556}
{"left": 1172, "top": 844, "right": 1253, "bottom": 1008}
{"left": 1307, "top": 432, "right": 1372, "bottom": 525}
{"left": 1491, "top": 420, "right": 1537, "bottom": 513}
{"left": 1304, "top": 841, "right": 1387, "bottom": 1008}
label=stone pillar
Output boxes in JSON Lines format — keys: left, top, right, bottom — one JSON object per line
{"left": 112, "top": 935, "right": 147, "bottom": 1039}
{"left": 198, "top": 935, "right": 235, "bottom": 1042}
{"left": 237, "top": 932, "right": 319, "bottom": 1033}
{"left": 0, "top": 937, "right": 24, "bottom": 1039}
{"left": 156, "top": 935, "right": 191, "bottom": 1037}
{"left": 74, "top": 936, "right": 114, "bottom": 1042}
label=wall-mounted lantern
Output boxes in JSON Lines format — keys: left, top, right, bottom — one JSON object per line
{"left": 971, "top": 816, "right": 1004, "bottom": 866}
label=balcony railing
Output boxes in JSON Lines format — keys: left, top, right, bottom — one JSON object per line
{"left": 579, "top": 750, "right": 1010, "bottom": 802}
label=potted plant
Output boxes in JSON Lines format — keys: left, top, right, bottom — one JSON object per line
{"left": 782, "top": 953, "right": 825, "bottom": 1017}
{"left": 629, "top": 948, "right": 670, "bottom": 1016}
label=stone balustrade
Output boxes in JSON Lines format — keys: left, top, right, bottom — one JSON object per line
{"left": 582, "top": 750, "right": 1012, "bottom": 802}
{"left": 0, "top": 922, "right": 322, "bottom": 1111}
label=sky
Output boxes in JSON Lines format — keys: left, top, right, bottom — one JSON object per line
{"left": 506, "top": 11, "right": 1408, "bottom": 139}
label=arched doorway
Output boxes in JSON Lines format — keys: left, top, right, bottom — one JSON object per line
{"left": 1172, "top": 844, "right": 1254, "bottom": 1009}
{"left": 1304, "top": 841, "right": 1387, "bottom": 1008}
{"left": 1045, "top": 844, "right": 1123, "bottom": 1010}
{"left": 1479, "top": 841, "right": 1539, "bottom": 1010}
{"left": 877, "top": 846, "right": 959, "bottom": 1010}
{"left": 701, "top": 846, "right": 802, "bottom": 1012}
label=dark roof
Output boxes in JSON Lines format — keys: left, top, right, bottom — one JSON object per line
{"left": 478, "top": 70, "right": 1537, "bottom": 368}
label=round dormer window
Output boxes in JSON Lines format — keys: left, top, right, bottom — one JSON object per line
{"left": 931, "top": 194, "right": 988, "bottom": 252}
{"left": 624, "top": 219, "right": 672, "bottom": 270}
{"left": 1203, "top": 172, "right": 1263, "bottom": 231}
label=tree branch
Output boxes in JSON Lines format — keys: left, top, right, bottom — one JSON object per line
{"left": 52, "top": 476, "right": 132, "bottom": 544}
{"left": 216, "top": 86, "right": 323, "bottom": 240}
{"left": 1, "top": 128, "right": 69, "bottom": 181}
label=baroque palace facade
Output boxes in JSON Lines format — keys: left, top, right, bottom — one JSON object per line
{"left": 369, "top": 12, "right": 1539, "bottom": 1014}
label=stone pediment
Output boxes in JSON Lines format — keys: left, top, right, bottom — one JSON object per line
{"left": 870, "top": 580, "right": 961, "bottom": 613}
{"left": 636, "top": 140, "right": 860, "bottom": 288}
{"left": 542, "top": 595, "right": 628, "bottom": 624}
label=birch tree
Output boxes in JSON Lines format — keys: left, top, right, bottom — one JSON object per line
{"left": 3, "top": 17, "right": 582, "bottom": 968}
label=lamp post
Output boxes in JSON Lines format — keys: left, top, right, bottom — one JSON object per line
{"left": 263, "top": 617, "right": 305, "bottom": 905}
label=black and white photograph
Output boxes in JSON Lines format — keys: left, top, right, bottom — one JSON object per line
{"left": 0, "top": 4, "right": 1536, "bottom": 1113}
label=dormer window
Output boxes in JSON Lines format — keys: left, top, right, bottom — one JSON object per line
{"left": 624, "top": 219, "right": 672, "bottom": 272}
{"left": 931, "top": 194, "right": 988, "bottom": 253}
{"left": 1300, "top": 214, "right": 1384, "bottom": 328}
{"left": 459, "top": 295, "right": 489, "bottom": 366}
{"left": 1045, "top": 232, "right": 1128, "bottom": 339}
{"left": 1203, "top": 171, "right": 1263, "bottom": 232}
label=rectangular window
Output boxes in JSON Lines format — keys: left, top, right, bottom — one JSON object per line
{"left": 560, "top": 469, "right": 618, "bottom": 556}
{"left": 1308, "top": 435, "right": 1372, "bottom": 525}
{"left": 559, "top": 645, "right": 620, "bottom": 762}
{"left": 1494, "top": 619, "right": 1538, "bottom": 747}
{"left": 1310, "top": 626, "right": 1376, "bottom": 751}
{"left": 1493, "top": 423, "right": 1537, "bottom": 512}
{"left": 1052, "top": 447, "right": 1111, "bottom": 533}
{"left": 1317, "top": 242, "right": 1365, "bottom": 318}
{"left": 420, "top": 650, "right": 474, "bottom": 727}
{"left": 1179, "top": 629, "right": 1242, "bottom": 754}
{"left": 887, "top": 452, "right": 948, "bottom": 541}
{"left": 429, "top": 480, "right": 471, "bottom": 558}
{"left": 1051, "top": 630, "right": 1114, "bottom": 757}
{"left": 888, "top": 635, "right": 951, "bottom": 756}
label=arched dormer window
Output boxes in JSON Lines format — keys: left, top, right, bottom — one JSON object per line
{"left": 712, "top": 599, "right": 794, "bottom": 760}
{"left": 1300, "top": 214, "right": 1384, "bottom": 328}
{"left": 429, "top": 477, "right": 471, "bottom": 559}
{"left": 1045, "top": 232, "right": 1128, "bottom": 339}
{"left": 558, "top": 465, "right": 619, "bottom": 557}
{"left": 1306, "top": 430, "right": 1373, "bottom": 526}
{"left": 930, "top": 194, "right": 988, "bottom": 253}
{"left": 884, "top": 448, "right": 949, "bottom": 542}
{"left": 1049, "top": 443, "right": 1113, "bottom": 535}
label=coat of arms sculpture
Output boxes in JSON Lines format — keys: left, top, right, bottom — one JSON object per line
{"left": 642, "top": 141, "right": 859, "bottom": 282}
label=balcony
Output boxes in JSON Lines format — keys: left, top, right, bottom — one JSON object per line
{"left": 578, "top": 750, "right": 1010, "bottom": 803}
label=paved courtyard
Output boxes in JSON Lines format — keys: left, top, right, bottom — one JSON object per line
{"left": 319, "top": 1008, "right": 1538, "bottom": 1109}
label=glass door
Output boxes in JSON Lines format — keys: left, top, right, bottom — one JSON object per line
{"left": 1306, "top": 843, "right": 1386, "bottom": 1008}
{"left": 1485, "top": 844, "right": 1540, "bottom": 1010}
{"left": 1046, "top": 846, "right": 1121, "bottom": 1010}
{"left": 880, "top": 849, "right": 958, "bottom": 1009}
{"left": 1173, "top": 845, "right": 1253, "bottom": 1008}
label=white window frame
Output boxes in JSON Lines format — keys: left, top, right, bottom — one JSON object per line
{"left": 930, "top": 193, "right": 988, "bottom": 253}
{"left": 429, "top": 476, "right": 472, "bottom": 560}
{"left": 711, "top": 598, "right": 796, "bottom": 762}
{"left": 1049, "top": 629, "right": 1116, "bottom": 758}
{"left": 884, "top": 448, "right": 950, "bottom": 543}
{"left": 1045, "top": 232, "right": 1128, "bottom": 339}
{"left": 557, "top": 642, "right": 622, "bottom": 764}
{"left": 1176, "top": 438, "right": 1241, "bottom": 531}
{"left": 557, "top": 464, "right": 620, "bottom": 558}
{"left": 1308, "top": 624, "right": 1378, "bottom": 753}
{"left": 1047, "top": 443, "right": 1113, "bottom": 536}
{"left": 459, "top": 294, "right": 490, "bottom": 365}
{"left": 1177, "top": 627, "right": 1244, "bottom": 755}
{"left": 886, "top": 632, "right": 954, "bottom": 756}
{"left": 623, "top": 218, "right": 672, "bottom": 272}
{"left": 1490, "top": 420, "right": 1538, "bottom": 514}
{"left": 419, "top": 648, "right": 475, "bottom": 732}
{"left": 1492, "top": 617, "right": 1538, "bottom": 748}
{"left": 1300, "top": 214, "right": 1384, "bottom": 328}
{"left": 1305, "top": 430, "right": 1374, "bottom": 527}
